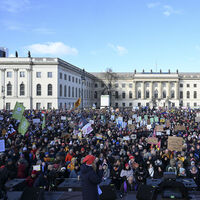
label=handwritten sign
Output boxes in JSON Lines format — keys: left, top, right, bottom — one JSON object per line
{"left": 168, "top": 136, "right": 183, "bottom": 151}
{"left": 175, "top": 125, "right": 186, "bottom": 131}
{"left": 155, "top": 125, "right": 164, "bottom": 132}
{"left": 146, "top": 137, "right": 158, "bottom": 145}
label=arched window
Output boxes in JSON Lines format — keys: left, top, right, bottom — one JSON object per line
{"left": 64, "top": 85, "right": 67, "bottom": 97}
{"left": 163, "top": 90, "right": 166, "bottom": 98}
{"left": 20, "top": 83, "right": 25, "bottom": 96}
{"left": 68, "top": 86, "right": 71, "bottom": 97}
{"left": 137, "top": 90, "right": 141, "bottom": 99}
{"left": 129, "top": 91, "right": 132, "bottom": 99}
{"left": 146, "top": 90, "right": 149, "bottom": 98}
{"left": 171, "top": 90, "right": 175, "bottom": 99}
{"left": 115, "top": 91, "right": 119, "bottom": 99}
{"left": 36, "top": 84, "right": 41, "bottom": 96}
{"left": 7, "top": 82, "right": 12, "bottom": 96}
{"left": 48, "top": 84, "right": 52, "bottom": 96}
{"left": 60, "top": 84, "right": 62, "bottom": 96}
{"left": 187, "top": 91, "right": 190, "bottom": 99}
{"left": 94, "top": 91, "right": 97, "bottom": 99}
{"left": 154, "top": 90, "right": 158, "bottom": 99}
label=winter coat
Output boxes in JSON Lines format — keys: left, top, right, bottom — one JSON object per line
{"left": 80, "top": 164, "right": 103, "bottom": 200}
{"left": 17, "top": 163, "right": 26, "bottom": 178}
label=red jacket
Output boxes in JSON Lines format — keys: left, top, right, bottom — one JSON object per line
{"left": 65, "top": 153, "right": 74, "bottom": 162}
{"left": 17, "top": 163, "right": 26, "bottom": 178}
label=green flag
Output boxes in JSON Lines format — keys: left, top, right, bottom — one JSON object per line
{"left": 154, "top": 116, "right": 159, "bottom": 123}
{"left": 18, "top": 116, "right": 30, "bottom": 136}
{"left": 12, "top": 102, "right": 25, "bottom": 120}
{"left": 150, "top": 118, "right": 154, "bottom": 124}
{"left": 144, "top": 115, "right": 148, "bottom": 121}
{"left": 42, "top": 115, "right": 46, "bottom": 130}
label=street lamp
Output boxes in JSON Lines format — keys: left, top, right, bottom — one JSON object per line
{"left": 1, "top": 86, "right": 5, "bottom": 110}
{"left": 81, "top": 69, "right": 86, "bottom": 110}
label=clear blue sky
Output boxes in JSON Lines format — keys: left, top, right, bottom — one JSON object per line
{"left": 1, "top": 0, "right": 200, "bottom": 72}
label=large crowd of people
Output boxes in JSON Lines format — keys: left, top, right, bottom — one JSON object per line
{"left": 0, "top": 107, "right": 200, "bottom": 198}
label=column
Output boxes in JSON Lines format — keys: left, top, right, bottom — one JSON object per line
{"left": 158, "top": 82, "right": 162, "bottom": 99}
{"left": 141, "top": 81, "right": 144, "bottom": 99}
{"left": 150, "top": 81, "right": 153, "bottom": 99}
{"left": 133, "top": 81, "right": 136, "bottom": 99}
{"left": 14, "top": 69, "right": 19, "bottom": 97}
{"left": 167, "top": 82, "right": 171, "bottom": 99}
{"left": 26, "top": 69, "right": 31, "bottom": 97}
{"left": 175, "top": 81, "right": 179, "bottom": 99}
{"left": 0, "top": 69, "right": 6, "bottom": 109}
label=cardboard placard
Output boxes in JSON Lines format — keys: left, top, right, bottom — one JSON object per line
{"left": 195, "top": 117, "right": 200, "bottom": 123}
{"left": 155, "top": 125, "right": 164, "bottom": 132}
{"left": 168, "top": 136, "right": 183, "bottom": 151}
{"left": 175, "top": 125, "right": 186, "bottom": 131}
{"left": 146, "top": 137, "right": 158, "bottom": 145}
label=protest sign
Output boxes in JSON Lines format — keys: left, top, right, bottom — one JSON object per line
{"left": 89, "top": 120, "right": 94, "bottom": 124}
{"left": 128, "top": 120, "right": 132, "bottom": 125}
{"left": 166, "top": 130, "right": 170, "bottom": 135}
{"left": 96, "top": 134, "right": 103, "bottom": 139}
{"left": 18, "top": 116, "right": 30, "bottom": 136}
{"left": 12, "top": 102, "right": 25, "bottom": 120}
{"left": 33, "top": 165, "right": 41, "bottom": 171}
{"left": 33, "top": 118, "right": 40, "bottom": 124}
{"left": 155, "top": 125, "right": 164, "bottom": 132}
{"left": 144, "top": 115, "right": 148, "bottom": 121}
{"left": 147, "top": 124, "right": 151, "bottom": 130}
{"left": 166, "top": 120, "right": 171, "bottom": 128}
{"left": 82, "top": 123, "right": 93, "bottom": 135}
{"left": 168, "top": 136, "right": 183, "bottom": 151}
{"left": 146, "top": 137, "right": 158, "bottom": 145}
{"left": 111, "top": 115, "right": 115, "bottom": 121}
{"left": 0, "top": 139, "right": 5, "bottom": 152}
{"left": 160, "top": 118, "right": 165, "bottom": 123}
{"left": 123, "top": 136, "right": 130, "bottom": 141}
{"left": 195, "top": 117, "right": 200, "bottom": 123}
{"left": 175, "top": 125, "right": 186, "bottom": 131}
{"left": 0, "top": 115, "right": 3, "bottom": 121}
{"left": 154, "top": 116, "right": 159, "bottom": 123}
{"left": 61, "top": 116, "right": 66, "bottom": 121}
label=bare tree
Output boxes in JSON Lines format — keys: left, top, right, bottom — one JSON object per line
{"left": 101, "top": 68, "right": 118, "bottom": 106}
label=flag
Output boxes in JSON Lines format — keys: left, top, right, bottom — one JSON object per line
{"left": 18, "top": 116, "right": 30, "bottom": 136}
{"left": 78, "top": 117, "right": 88, "bottom": 128}
{"left": 156, "top": 140, "right": 161, "bottom": 150}
{"left": 12, "top": 102, "right": 25, "bottom": 120}
{"left": 74, "top": 98, "right": 81, "bottom": 109}
{"left": 42, "top": 115, "right": 46, "bottom": 130}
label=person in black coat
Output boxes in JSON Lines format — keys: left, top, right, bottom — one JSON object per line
{"left": 80, "top": 155, "right": 103, "bottom": 200}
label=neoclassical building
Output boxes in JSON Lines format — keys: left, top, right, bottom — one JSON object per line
{"left": 0, "top": 57, "right": 95, "bottom": 110}
{"left": 0, "top": 57, "right": 200, "bottom": 109}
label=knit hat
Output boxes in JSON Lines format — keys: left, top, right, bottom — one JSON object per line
{"left": 83, "top": 155, "right": 96, "bottom": 165}
{"left": 125, "top": 163, "right": 129, "bottom": 168}
{"left": 129, "top": 155, "right": 134, "bottom": 160}
{"left": 81, "top": 148, "right": 85, "bottom": 152}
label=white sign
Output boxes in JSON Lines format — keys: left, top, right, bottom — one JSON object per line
{"left": 0, "top": 115, "right": 3, "bottom": 120}
{"left": 33, "top": 165, "right": 41, "bottom": 171}
{"left": 100, "top": 95, "right": 110, "bottom": 107}
{"left": 82, "top": 123, "right": 93, "bottom": 136}
{"left": 166, "top": 130, "right": 170, "bottom": 135}
{"left": 128, "top": 120, "right": 132, "bottom": 125}
{"left": 89, "top": 120, "right": 94, "bottom": 124}
{"left": 147, "top": 124, "right": 152, "bottom": 130}
{"left": 111, "top": 115, "right": 115, "bottom": 121}
{"left": 61, "top": 116, "right": 66, "bottom": 121}
{"left": 33, "top": 118, "right": 40, "bottom": 124}
{"left": 123, "top": 136, "right": 130, "bottom": 141}
{"left": 0, "top": 139, "right": 5, "bottom": 152}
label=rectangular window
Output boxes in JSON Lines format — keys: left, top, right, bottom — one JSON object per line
{"left": 187, "top": 102, "right": 190, "bottom": 107}
{"left": 122, "top": 103, "right": 125, "bottom": 107}
{"left": 194, "top": 103, "right": 197, "bottom": 107}
{"left": 180, "top": 91, "right": 183, "bottom": 99}
{"left": 36, "top": 72, "right": 41, "bottom": 78}
{"left": 115, "top": 91, "right": 118, "bottom": 99}
{"left": 47, "top": 103, "right": 52, "bottom": 109}
{"left": 122, "top": 92, "right": 126, "bottom": 99}
{"left": 20, "top": 71, "right": 25, "bottom": 77}
{"left": 187, "top": 84, "right": 190, "bottom": 88}
{"left": 6, "top": 103, "right": 10, "bottom": 110}
{"left": 72, "top": 77, "right": 74, "bottom": 82}
{"left": 47, "top": 72, "right": 52, "bottom": 78}
{"left": 115, "top": 102, "right": 118, "bottom": 107}
{"left": 95, "top": 83, "right": 98, "bottom": 88}
{"left": 129, "top": 102, "right": 132, "bottom": 107}
{"left": 194, "top": 91, "right": 197, "bottom": 99}
{"left": 68, "top": 75, "right": 71, "bottom": 81}
{"left": 7, "top": 71, "right": 12, "bottom": 78}
{"left": 122, "top": 83, "right": 126, "bottom": 88}
{"left": 79, "top": 79, "right": 81, "bottom": 84}
{"left": 36, "top": 103, "right": 41, "bottom": 110}
{"left": 60, "top": 73, "right": 62, "bottom": 79}
{"left": 146, "top": 103, "right": 149, "bottom": 106}
{"left": 172, "top": 103, "right": 175, "bottom": 107}
{"left": 115, "top": 83, "right": 118, "bottom": 88}
{"left": 76, "top": 78, "right": 78, "bottom": 83}
{"left": 194, "top": 84, "right": 197, "bottom": 88}
{"left": 180, "top": 84, "right": 183, "bottom": 88}
{"left": 64, "top": 74, "right": 67, "bottom": 80}
{"left": 60, "top": 103, "right": 62, "bottom": 109}
{"left": 129, "top": 83, "right": 133, "bottom": 88}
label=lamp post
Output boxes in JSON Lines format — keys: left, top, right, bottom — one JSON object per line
{"left": 81, "top": 69, "right": 86, "bottom": 110}
{"left": 1, "top": 86, "right": 5, "bottom": 110}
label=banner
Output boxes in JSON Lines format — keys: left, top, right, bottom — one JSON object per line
{"left": 0, "top": 139, "right": 5, "bottom": 152}
{"left": 175, "top": 125, "right": 186, "bottom": 131}
{"left": 82, "top": 123, "right": 93, "bottom": 135}
{"left": 12, "top": 102, "right": 25, "bottom": 120}
{"left": 168, "top": 136, "right": 183, "bottom": 151}
{"left": 74, "top": 98, "right": 81, "bottom": 109}
{"left": 18, "top": 116, "right": 30, "bottom": 136}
